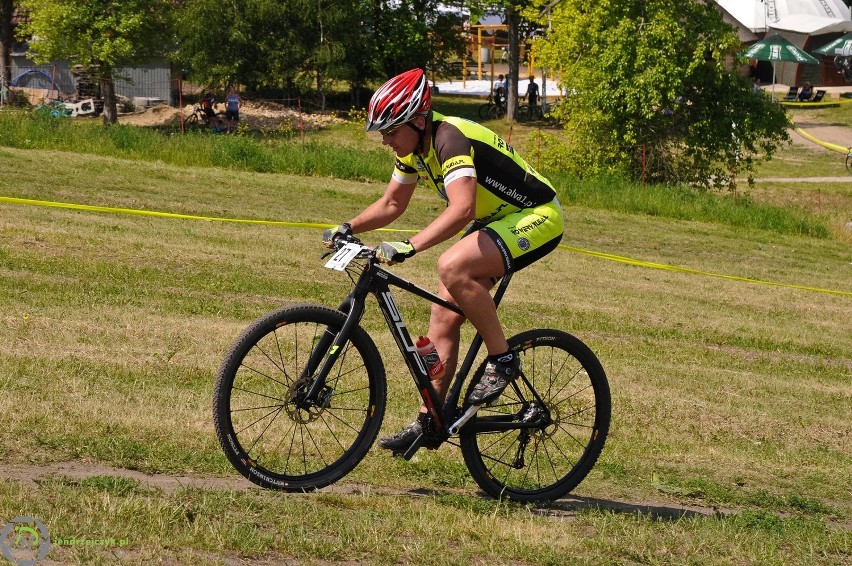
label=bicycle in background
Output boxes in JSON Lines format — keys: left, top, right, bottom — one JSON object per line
{"left": 478, "top": 93, "right": 507, "bottom": 120}
{"left": 183, "top": 104, "right": 225, "bottom": 133}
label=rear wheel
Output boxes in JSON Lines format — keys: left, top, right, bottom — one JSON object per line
{"left": 213, "top": 304, "right": 386, "bottom": 491}
{"left": 460, "top": 329, "right": 610, "bottom": 502}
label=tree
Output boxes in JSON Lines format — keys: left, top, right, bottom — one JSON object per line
{"left": 0, "top": 0, "right": 13, "bottom": 93}
{"left": 17, "top": 0, "right": 174, "bottom": 124}
{"left": 531, "top": 0, "right": 790, "bottom": 189}
{"left": 175, "top": 0, "right": 465, "bottom": 107}
{"left": 469, "top": 0, "right": 546, "bottom": 121}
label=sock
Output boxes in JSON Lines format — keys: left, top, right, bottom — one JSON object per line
{"left": 487, "top": 351, "right": 514, "bottom": 365}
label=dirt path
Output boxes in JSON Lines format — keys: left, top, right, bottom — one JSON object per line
{"left": 117, "top": 100, "right": 346, "bottom": 131}
{"left": 0, "top": 460, "right": 728, "bottom": 521}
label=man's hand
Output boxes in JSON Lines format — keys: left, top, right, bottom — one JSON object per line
{"left": 322, "top": 223, "right": 352, "bottom": 248}
{"left": 375, "top": 240, "right": 416, "bottom": 264}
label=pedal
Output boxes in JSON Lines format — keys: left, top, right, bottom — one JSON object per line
{"left": 400, "top": 434, "right": 425, "bottom": 460}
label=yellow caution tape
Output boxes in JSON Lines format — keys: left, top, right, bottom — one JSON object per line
{"left": 559, "top": 245, "right": 851, "bottom": 297}
{"left": 793, "top": 127, "right": 851, "bottom": 154}
{"left": 2, "top": 195, "right": 850, "bottom": 297}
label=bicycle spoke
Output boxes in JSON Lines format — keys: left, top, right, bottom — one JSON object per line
{"left": 461, "top": 330, "right": 610, "bottom": 502}
{"left": 214, "top": 305, "right": 386, "bottom": 490}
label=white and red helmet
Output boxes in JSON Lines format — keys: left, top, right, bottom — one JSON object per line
{"left": 366, "top": 68, "right": 431, "bottom": 132}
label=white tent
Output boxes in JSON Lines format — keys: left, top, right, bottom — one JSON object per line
{"left": 715, "top": 0, "right": 852, "bottom": 34}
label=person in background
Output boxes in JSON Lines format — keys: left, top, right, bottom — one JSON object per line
{"left": 225, "top": 87, "right": 240, "bottom": 132}
{"left": 494, "top": 74, "right": 507, "bottom": 105}
{"left": 201, "top": 91, "right": 216, "bottom": 120}
{"left": 798, "top": 82, "right": 813, "bottom": 101}
{"left": 524, "top": 76, "right": 540, "bottom": 110}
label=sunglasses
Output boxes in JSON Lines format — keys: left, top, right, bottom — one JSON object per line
{"left": 379, "top": 123, "right": 405, "bottom": 137}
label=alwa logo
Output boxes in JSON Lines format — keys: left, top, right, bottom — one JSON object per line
{"left": 0, "top": 517, "right": 51, "bottom": 566}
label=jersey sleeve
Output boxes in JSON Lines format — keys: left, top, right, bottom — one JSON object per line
{"left": 392, "top": 155, "right": 420, "bottom": 185}
{"left": 432, "top": 122, "right": 476, "bottom": 187}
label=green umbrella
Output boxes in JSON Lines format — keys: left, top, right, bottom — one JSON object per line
{"left": 813, "top": 32, "right": 852, "bottom": 57}
{"left": 740, "top": 34, "right": 820, "bottom": 101}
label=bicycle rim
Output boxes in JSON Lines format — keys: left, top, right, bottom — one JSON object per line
{"left": 460, "top": 329, "right": 611, "bottom": 502}
{"left": 213, "top": 304, "right": 386, "bottom": 491}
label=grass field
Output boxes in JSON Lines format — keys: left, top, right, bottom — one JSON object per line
{"left": 0, "top": 103, "right": 850, "bottom": 564}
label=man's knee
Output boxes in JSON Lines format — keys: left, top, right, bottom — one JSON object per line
{"left": 436, "top": 252, "right": 461, "bottom": 286}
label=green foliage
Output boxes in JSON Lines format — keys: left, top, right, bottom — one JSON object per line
{"left": 549, "top": 169, "right": 828, "bottom": 238}
{"left": 175, "top": 0, "right": 467, "bottom": 98}
{"left": 0, "top": 107, "right": 391, "bottom": 179}
{"left": 17, "top": 0, "right": 174, "bottom": 69}
{"left": 18, "top": 0, "right": 175, "bottom": 123}
{"left": 533, "top": 0, "right": 791, "bottom": 189}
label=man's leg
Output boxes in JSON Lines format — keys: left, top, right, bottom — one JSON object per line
{"left": 377, "top": 232, "right": 505, "bottom": 450}
{"left": 436, "top": 230, "right": 508, "bottom": 356}
{"left": 437, "top": 230, "right": 523, "bottom": 406}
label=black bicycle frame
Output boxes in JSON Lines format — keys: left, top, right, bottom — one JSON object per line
{"left": 302, "top": 255, "right": 513, "bottom": 438}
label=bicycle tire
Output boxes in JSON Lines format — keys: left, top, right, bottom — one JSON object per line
{"left": 213, "top": 304, "right": 387, "bottom": 491}
{"left": 460, "top": 329, "right": 611, "bottom": 502}
{"left": 184, "top": 113, "right": 200, "bottom": 132}
{"left": 478, "top": 103, "right": 493, "bottom": 120}
{"left": 488, "top": 104, "right": 505, "bottom": 120}
{"left": 530, "top": 105, "right": 543, "bottom": 121}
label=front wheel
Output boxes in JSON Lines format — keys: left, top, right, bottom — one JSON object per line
{"left": 183, "top": 113, "right": 200, "bottom": 132}
{"left": 213, "top": 304, "right": 387, "bottom": 491}
{"left": 460, "top": 329, "right": 611, "bottom": 502}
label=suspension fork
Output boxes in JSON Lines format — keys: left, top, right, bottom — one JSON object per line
{"left": 299, "top": 280, "right": 371, "bottom": 404}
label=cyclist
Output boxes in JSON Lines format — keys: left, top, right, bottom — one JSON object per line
{"left": 323, "top": 68, "right": 563, "bottom": 450}
{"left": 494, "top": 74, "right": 507, "bottom": 110}
{"left": 201, "top": 91, "right": 216, "bottom": 121}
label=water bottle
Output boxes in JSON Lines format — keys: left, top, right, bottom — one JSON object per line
{"left": 415, "top": 336, "right": 445, "bottom": 380}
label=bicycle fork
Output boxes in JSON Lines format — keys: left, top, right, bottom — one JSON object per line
{"left": 295, "top": 296, "right": 365, "bottom": 408}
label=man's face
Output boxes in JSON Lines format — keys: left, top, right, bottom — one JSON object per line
{"left": 380, "top": 117, "right": 424, "bottom": 157}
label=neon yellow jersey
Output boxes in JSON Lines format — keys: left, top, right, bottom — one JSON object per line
{"left": 392, "top": 112, "right": 557, "bottom": 224}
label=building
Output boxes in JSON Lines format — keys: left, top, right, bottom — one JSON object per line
{"left": 714, "top": 0, "right": 852, "bottom": 86}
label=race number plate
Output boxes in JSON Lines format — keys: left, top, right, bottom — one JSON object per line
{"left": 324, "top": 243, "right": 363, "bottom": 271}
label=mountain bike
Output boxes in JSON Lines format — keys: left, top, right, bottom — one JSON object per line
{"left": 478, "top": 93, "right": 507, "bottom": 120}
{"left": 212, "top": 236, "right": 611, "bottom": 502}
{"left": 183, "top": 104, "right": 224, "bottom": 133}
{"left": 516, "top": 102, "right": 544, "bottom": 122}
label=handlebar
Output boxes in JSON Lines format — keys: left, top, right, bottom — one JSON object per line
{"left": 322, "top": 235, "right": 374, "bottom": 261}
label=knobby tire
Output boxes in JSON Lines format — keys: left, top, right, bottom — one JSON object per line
{"left": 459, "top": 329, "right": 611, "bottom": 502}
{"left": 213, "top": 304, "right": 386, "bottom": 491}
